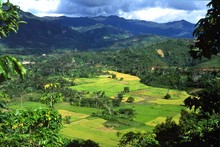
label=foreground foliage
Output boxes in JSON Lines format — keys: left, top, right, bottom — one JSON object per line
{"left": 65, "top": 139, "right": 99, "bottom": 147}
{"left": 0, "top": 1, "right": 26, "bottom": 83}
{"left": 0, "top": 0, "right": 25, "bottom": 38}
{"left": 0, "top": 1, "right": 67, "bottom": 146}
{"left": 0, "top": 55, "right": 26, "bottom": 82}
{"left": 190, "top": 0, "right": 220, "bottom": 59}
{"left": 119, "top": 131, "right": 158, "bottom": 147}
{"left": 0, "top": 108, "right": 64, "bottom": 146}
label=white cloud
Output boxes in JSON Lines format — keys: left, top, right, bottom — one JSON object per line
{"left": 119, "top": 7, "right": 207, "bottom": 23}
{"left": 3, "top": 0, "right": 60, "bottom": 13}
{"left": 34, "top": 12, "right": 64, "bottom": 17}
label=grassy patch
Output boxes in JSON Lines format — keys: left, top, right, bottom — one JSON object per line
{"left": 108, "top": 71, "right": 140, "bottom": 81}
{"left": 146, "top": 117, "right": 167, "bottom": 127}
{"left": 71, "top": 77, "right": 125, "bottom": 97}
{"left": 119, "top": 103, "right": 184, "bottom": 127}
{"left": 56, "top": 102, "right": 99, "bottom": 115}
{"left": 8, "top": 101, "right": 47, "bottom": 109}
{"left": 71, "top": 71, "right": 189, "bottom": 106}
{"left": 59, "top": 110, "right": 89, "bottom": 119}
{"left": 61, "top": 117, "right": 119, "bottom": 147}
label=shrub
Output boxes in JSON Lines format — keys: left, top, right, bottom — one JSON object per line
{"left": 112, "top": 74, "right": 117, "bottom": 79}
{"left": 117, "top": 92, "right": 124, "bottom": 99}
{"left": 119, "top": 131, "right": 159, "bottom": 147}
{"left": 164, "top": 93, "right": 171, "bottom": 99}
{"left": 126, "top": 97, "right": 135, "bottom": 103}
{"left": 117, "top": 108, "right": 136, "bottom": 120}
{"left": 123, "top": 87, "right": 130, "bottom": 93}
{"left": 65, "top": 139, "right": 99, "bottom": 147}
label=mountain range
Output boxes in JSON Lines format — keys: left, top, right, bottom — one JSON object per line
{"left": 0, "top": 11, "right": 195, "bottom": 52}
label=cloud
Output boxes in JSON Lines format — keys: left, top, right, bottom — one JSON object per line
{"left": 119, "top": 7, "right": 207, "bottom": 23}
{"left": 56, "top": 0, "right": 207, "bottom": 15}
{"left": 4, "top": 0, "right": 208, "bottom": 23}
{"left": 153, "top": 0, "right": 207, "bottom": 10}
{"left": 55, "top": 0, "right": 207, "bottom": 23}
{"left": 74, "top": 0, "right": 112, "bottom": 7}
{"left": 3, "top": 0, "right": 60, "bottom": 13}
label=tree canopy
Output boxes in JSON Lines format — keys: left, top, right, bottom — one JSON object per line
{"left": 0, "top": 1, "right": 26, "bottom": 82}
{"left": 190, "top": 0, "right": 220, "bottom": 59}
{"left": 0, "top": 0, "right": 25, "bottom": 38}
{"left": 0, "top": 1, "right": 66, "bottom": 146}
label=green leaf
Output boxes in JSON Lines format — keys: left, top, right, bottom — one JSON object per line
{"left": 0, "top": 55, "right": 26, "bottom": 82}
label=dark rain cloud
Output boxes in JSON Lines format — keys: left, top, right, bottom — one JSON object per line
{"left": 56, "top": 0, "right": 207, "bottom": 17}
{"left": 74, "top": 0, "right": 112, "bottom": 7}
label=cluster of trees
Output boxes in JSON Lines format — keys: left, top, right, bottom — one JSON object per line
{"left": 140, "top": 67, "right": 187, "bottom": 90}
{"left": 0, "top": 50, "right": 104, "bottom": 100}
{"left": 93, "top": 108, "right": 136, "bottom": 121}
{"left": 68, "top": 87, "right": 132, "bottom": 110}
{"left": 186, "top": 69, "right": 219, "bottom": 88}
{"left": 69, "top": 90, "right": 112, "bottom": 108}
{"left": 92, "top": 108, "right": 136, "bottom": 128}
{"left": 140, "top": 66, "right": 220, "bottom": 90}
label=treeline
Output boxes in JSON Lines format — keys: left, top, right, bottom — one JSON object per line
{"left": 140, "top": 67, "right": 220, "bottom": 90}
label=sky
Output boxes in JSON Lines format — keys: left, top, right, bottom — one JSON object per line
{"left": 3, "top": 0, "right": 209, "bottom": 23}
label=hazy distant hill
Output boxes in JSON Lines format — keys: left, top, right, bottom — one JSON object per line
{"left": 0, "top": 11, "right": 194, "bottom": 51}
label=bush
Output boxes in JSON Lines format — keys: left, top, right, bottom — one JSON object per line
{"left": 112, "top": 98, "right": 122, "bottom": 107}
{"left": 119, "top": 131, "right": 159, "bottom": 147}
{"left": 117, "top": 92, "right": 124, "bottom": 99}
{"left": 126, "top": 97, "right": 135, "bottom": 103}
{"left": 119, "top": 77, "right": 124, "bottom": 81}
{"left": 65, "top": 139, "right": 99, "bottom": 147}
{"left": 117, "top": 108, "right": 136, "bottom": 120}
{"left": 112, "top": 74, "right": 117, "bottom": 79}
{"left": 164, "top": 93, "right": 171, "bottom": 99}
{"left": 123, "top": 87, "right": 130, "bottom": 93}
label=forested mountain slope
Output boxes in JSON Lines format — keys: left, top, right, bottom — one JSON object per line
{"left": 47, "top": 15, "right": 194, "bottom": 38}
{"left": 0, "top": 11, "right": 194, "bottom": 52}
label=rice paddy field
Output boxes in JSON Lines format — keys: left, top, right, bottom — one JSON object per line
{"left": 9, "top": 71, "right": 189, "bottom": 146}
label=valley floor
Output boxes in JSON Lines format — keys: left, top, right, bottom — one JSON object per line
{"left": 9, "top": 71, "right": 188, "bottom": 146}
